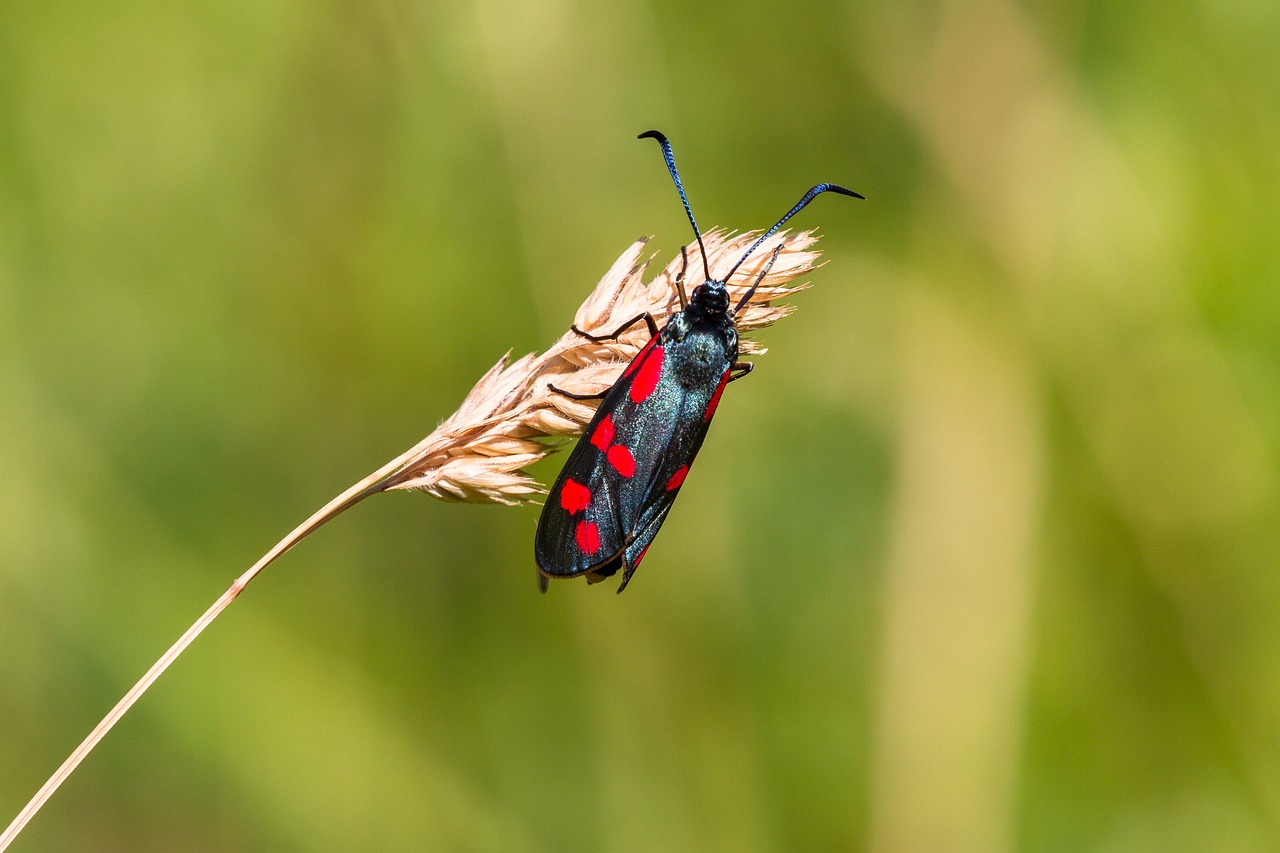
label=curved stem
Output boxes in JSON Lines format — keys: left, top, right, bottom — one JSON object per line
{"left": 0, "top": 444, "right": 424, "bottom": 850}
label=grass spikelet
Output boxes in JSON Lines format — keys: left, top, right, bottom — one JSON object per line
{"left": 380, "top": 228, "right": 823, "bottom": 502}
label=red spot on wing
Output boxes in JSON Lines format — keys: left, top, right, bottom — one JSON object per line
{"left": 575, "top": 520, "right": 601, "bottom": 555}
{"left": 705, "top": 368, "right": 730, "bottom": 421}
{"left": 665, "top": 465, "right": 688, "bottom": 491}
{"left": 607, "top": 445, "right": 636, "bottom": 477}
{"left": 630, "top": 345, "right": 665, "bottom": 403}
{"left": 591, "top": 414, "right": 615, "bottom": 451}
{"left": 634, "top": 545, "right": 650, "bottom": 567}
{"left": 560, "top": 479, "right": 591, "bottom": 514}
{"left": 623, "top": 336, "right": 658, "bottom": 378}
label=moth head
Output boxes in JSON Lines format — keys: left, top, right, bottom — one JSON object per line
{"left": 689, "top": 279, "right": 730, "bottom": 315}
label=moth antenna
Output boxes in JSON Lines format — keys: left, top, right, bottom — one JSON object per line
{"left": 723, "top": 183, "right": 864, "bottom": 287}
{"left": 639, "top": 130, "right": 711, "bottom": 283}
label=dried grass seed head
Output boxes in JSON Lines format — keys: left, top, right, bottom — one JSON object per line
{"left": 383, "top": 229, "right": 824, "bottom": 505}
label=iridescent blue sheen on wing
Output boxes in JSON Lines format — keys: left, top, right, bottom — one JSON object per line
{"left": 535, "top": 302, "right": 736, "bottom": 592}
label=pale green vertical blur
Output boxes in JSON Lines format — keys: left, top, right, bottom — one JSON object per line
{"left": 1, "top": 0, "right": 1277, "bottom": 849}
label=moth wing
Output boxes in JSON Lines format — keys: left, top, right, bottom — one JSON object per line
{"left": 535, "top": 331, "right": 731, "bottom": 592}
{"left": 535, "top": 391, "right": 634, "bottom": 580}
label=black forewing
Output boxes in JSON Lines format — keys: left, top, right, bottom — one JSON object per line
{"left": 535, "top": 329, "right": 731, "bottom": 587}
{"left": 535, "top": 337, "right": 659, "bottom": 579}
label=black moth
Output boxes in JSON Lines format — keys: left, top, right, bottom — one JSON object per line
{"left": 535, "top": 131, "right": 861, "bottom": 593}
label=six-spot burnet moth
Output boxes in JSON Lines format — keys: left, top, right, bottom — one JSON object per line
{"left": 534, "top": 131, "right": 862, "bottom": 593}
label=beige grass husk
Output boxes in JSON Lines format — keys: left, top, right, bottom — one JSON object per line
{"left": 382, "top": 228, "right": 822, "bottom": 503}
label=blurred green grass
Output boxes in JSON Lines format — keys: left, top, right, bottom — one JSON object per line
{"left": 2, "top": 0, "right": 1278, "bottom": 850}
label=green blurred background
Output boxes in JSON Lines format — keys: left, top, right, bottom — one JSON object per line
{"left": 2, "top": 0, "right": 1278, "bottom": 850}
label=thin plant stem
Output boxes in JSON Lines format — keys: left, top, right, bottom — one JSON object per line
{"left": 0, "top": 447, "right": 418, "bottom": 851}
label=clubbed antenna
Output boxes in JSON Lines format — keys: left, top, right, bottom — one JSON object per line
{"left": 728, "top": 183, "right": 864, "bottom": 315}
{"left": 638, "top": 130, "right": 711, "bottom": 283}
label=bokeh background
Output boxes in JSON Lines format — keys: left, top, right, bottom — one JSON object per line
{"left": 2, "top": 0, "right": 1278, "bottom": 850}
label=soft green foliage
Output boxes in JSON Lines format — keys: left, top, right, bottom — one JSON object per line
{"left": 1, "top": 0, "right": 1279, "bottom": 849}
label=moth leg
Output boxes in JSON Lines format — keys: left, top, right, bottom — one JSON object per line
{"left": 549, "top": 313, "right": 662, "bottom": 399}
{"left": 673, "top": 244, "right": 689, "bottom": 309}
{"left": 570, "top": 312, "right": 659, "bottom": 344}
{"left": 731, "top": 244, "right": 785, "bottom": 316}
{"left": 547, "top": 383, "right": 608, "bottom": 401}
{"left": 728, "top": 361, "right": 754, "bottom": 382}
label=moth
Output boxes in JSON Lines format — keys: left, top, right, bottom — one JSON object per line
{"left": 535, "top": 131, "right": 860, "bottom": 592}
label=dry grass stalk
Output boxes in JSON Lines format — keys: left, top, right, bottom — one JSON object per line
{"left": 0, "top": 228, "right": 824, "bottom": 850}
{"left": 382, "top": 227, "right": 822, "bottom": 502}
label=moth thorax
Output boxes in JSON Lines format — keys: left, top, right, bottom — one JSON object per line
{"left": 689, "top": 280, "right": 730, "bottom": 315}
{"left": 673, "top": 332, "right": 729, "bottom": 385}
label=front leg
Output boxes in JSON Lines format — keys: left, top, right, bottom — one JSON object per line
{"left": 728, "top": 361, "right": 754, "bottom": 382}
{"left": 548, "top": 383, "right": 609, "bottom": 401}
{"left": 673, "top": 245, "right": 690, "bottom": 309}
{"left": 570, "top": 312, "right": 659, "bottom": 344}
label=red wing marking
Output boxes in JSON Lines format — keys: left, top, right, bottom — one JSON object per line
{"left": 606, "top": 445, "right": 636, "bottom": 477}
{"left": 575, "top": 520, "right": 601, "bottom": 555}
{"left": 623, "top": 336, "right": 658, "bottom": 378}
{"left": 704, "top": 368, "right": 730, "bottom": 421}
{"left": 665, "top": 465, "right": 688, "bottom": 491}
{"left": 590, "top": 415, "right": 616, "bottom": 451}
{"left": 560, "top": 479, "right": 591, "bottom": 514}
{"left": 629, "top": 345, "right": 665, "bottom": 403}
{"left": 634, "top": 545, "right": 650, "bottom": 567}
